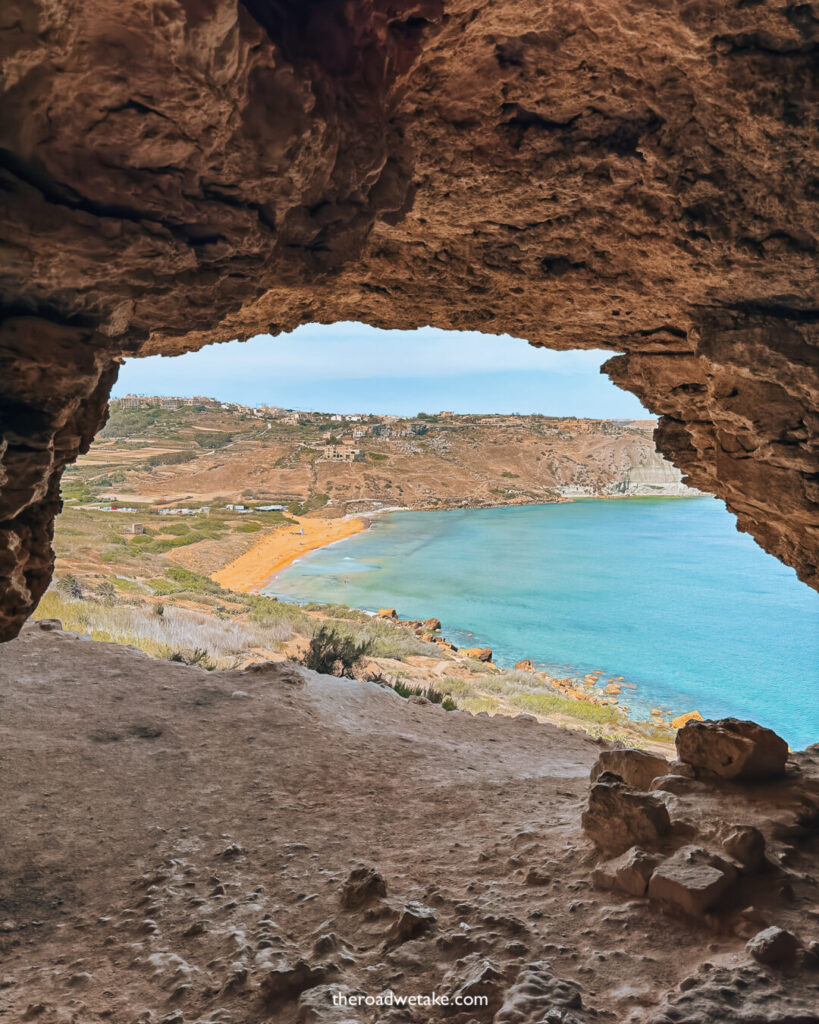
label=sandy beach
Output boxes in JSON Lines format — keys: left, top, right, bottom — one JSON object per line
{"left": 211, "top": 514, "right": 368, "bottom": 593}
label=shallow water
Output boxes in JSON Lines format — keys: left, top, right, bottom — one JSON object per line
{"left": 266, "top": 498, "right": 819, "bottom": 748}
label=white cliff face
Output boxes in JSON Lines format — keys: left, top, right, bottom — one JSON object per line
{"left": 556, "top": 448, "right": 702, "bottom": 498}
{"left": 606, "top": 449, "right": 702, "bottom": 497}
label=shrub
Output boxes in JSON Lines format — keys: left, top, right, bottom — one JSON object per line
{"left": 390, "top": 680, "right": 456, "bottom": 710}
{"left": 302, "top": 626, "right": 372, "bottom": 677}
{"left": 98, "top": 580, "right": 116, "bottom": 603}
{"left": 57, "top": 574, "right": 84, "bottom": 599}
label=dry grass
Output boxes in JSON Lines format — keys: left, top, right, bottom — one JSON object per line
{"left": 35, "top": 591, "right": 294, "bottom": 668}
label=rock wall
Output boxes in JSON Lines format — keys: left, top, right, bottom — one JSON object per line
{"left": 0, "top": 0, "right": 817, "bottom": 639}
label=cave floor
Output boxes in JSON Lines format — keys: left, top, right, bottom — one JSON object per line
{"left": 0, "top": 622, "right": 817, "bottom": 1023}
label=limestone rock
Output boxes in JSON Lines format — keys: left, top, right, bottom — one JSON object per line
{"left": 647, "top": 846, "right": 738, "bottom": 916}
{"left": 590, "top": 748, "right": 670, "bottom": 791}
{"left": 384, "top": 901, "right": 436, "bottom": 948}
{"left": 1, "top": 0, "right": 818, "bottom": 639}
{"left": 591, "top": 847, "right": 660, "bottom": 897}
{"left": 676, "top": 719, "right": 788, "bottom": 781}
{"left": 260, "top": 960, "right": 336, "bottom": 1007}
{"left": 463, "top": 647, "right": 493, "bottom": 663}
{"left": 514, "top": 659, "right": 535, "bottom": 673}
{"left": 339, "top": 866, "right": 387, "bottom": 910}
{"left": 582, "top": 774, "right": 671, "bottom": 855}
{"left": 442, "top": 954, "right": 505, "bottom": 1015}
{"left": 377, "top": 609, "right": 397, "bottom": 620}
{"left": 671, "top": 710, "right": 704, "bottom": 729}
{"left": 495, "top": 962, "right": 591, "bottom": 1023}
{"left": 746, "top": 926, "right": 801, "bottom": 966}
{"left": 721, "top": 825, "right": 767, "bottom": 871}
{"left": 296, "top": 984, "right": 362, "bottom": 1023}
{"left": 422, "top": 618, "right": 441, "bottom": 631}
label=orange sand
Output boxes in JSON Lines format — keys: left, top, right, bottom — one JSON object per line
{"left": 211, "top": 515, "right": 367, "bottom": 593}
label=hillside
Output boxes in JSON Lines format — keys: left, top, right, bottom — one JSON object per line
{"left": 79, "top": 399, "right": 698, "bottom": 517}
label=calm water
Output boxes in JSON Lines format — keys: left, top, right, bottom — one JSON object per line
{"left": 266, "top": 499, "right": 819, "bottom": 749}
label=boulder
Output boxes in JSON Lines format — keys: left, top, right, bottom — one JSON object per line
{"left": 647, "top": 846, "right": 737, "bottom": 916}
{"left": 746, "top": 926, "right": 801, "bottom": 966}
{"left": 582, "top": 774, "right": 671, "bottom": 855}
{"left": 514, "top": 659, "right": 535, "bottom": 673}
{"left": 591, "top": 847, "right": 660, "bottom": 897}
{"left": 422, "top": 617, "right": 441, "bottom": 631}
{"left": 377, "top": 608, "right": 397, "bottom": 619}
{"left": 671, "top": 709, "right": 703, "bottom": 729}
{"left": 463, "top": 646, "right": 493, "bottom": 662}
{"left": 676, "top": 718, "right": 788, "bottom": 781}
{"left": 590, "top": 749, "right": 670, "bottom": 791}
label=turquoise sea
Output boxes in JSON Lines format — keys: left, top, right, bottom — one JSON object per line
{"left": 265, "top": 499, "right": 819, "bottom": 749}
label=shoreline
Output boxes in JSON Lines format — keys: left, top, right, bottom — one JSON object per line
{"left": 211, "top": 514, "right": 369, "bottom": 594}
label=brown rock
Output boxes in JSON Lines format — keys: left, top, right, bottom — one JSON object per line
{"left": 463, "top": 647, "right": 493, "bottom": 663}
{"left": 671, "top": 710, "right": 704, "bottom": 729}
{"left": 515, "top": 659, "right": 535, "bottom": 673}
{"left": 422, "top": 618, "right": 441, "bottom": 631}
{"left": 591, "top": 847, "right": 660, "bottom": 897}
{"left": 377, "top": 608, "right": 397, "bottom": 620}
{"left": 582, "top": 774, "right": 671, "bottom": 855}
{"left": 339, "top": 866, "right": 387, "bottom": 909}
{"left": 495, "top": 962, "right": 588, "bottom": 1023}
{"left": 647, "top": 846, "right": 738, "bottom": 916}
{"left": 590, "top": 749, "right": 670, "bottom": 791}
{"left": 676, "top": 718, "right": 788, "bottom": 781}
{"left": 1, "top": 0, "right": 818, "bottom": 642}
{"left": 443, "top": 954, "right": 505, "bottom": 1016}
{"left": 721, "top": 825, "right": 767, "bottom": 871}
{"left": 383, "top": 901, "right": 436, "bottom": 948}
{"left": 260, "top": 960, "right": 335, "bottom": 1006}
{"left": 746, "top": 926, "right": 801, "bottom": 966}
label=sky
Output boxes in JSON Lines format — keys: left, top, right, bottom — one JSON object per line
{"left": 112, "top": 322, "right": 652, "bottom": 419}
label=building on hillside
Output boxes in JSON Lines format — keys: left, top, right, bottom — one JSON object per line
{"left": 440, "top": 410, "right": 454, "bottom": 417}
{"left": 256, "top": 504, "right": 285, "bottom": 511}
{"left": 320, "top": 445, "right": 364, "bottom": 463}
{"left": 126, "top": 523, "right": 145, "bottom": 534}
{"left": 158, "top": 397, "right": 179, "bottom": 410}
{"left": 117, "top": 394, "right": 142, "bottom": 409}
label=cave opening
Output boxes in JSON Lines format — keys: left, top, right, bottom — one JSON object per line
{"left": 39, "top": 323, "right": 817, "bottom": 749}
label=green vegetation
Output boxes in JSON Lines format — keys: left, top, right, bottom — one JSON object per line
{"left": 368, "top": 452, "right": 388, "bottom": 461}
{"left": 301, "top": 626, "right": 372, "bottom": 677}
{"left": 390, "top": 680, "right": 456, "bottom": 710}
{"left": 287, "top": 493, "right": 329, "bottom": 516}
{"left": 146, "top": 451, "right": 197, "bottom": 467}
{"left": 501, "top": 471, "right": 520, "bottom": 479}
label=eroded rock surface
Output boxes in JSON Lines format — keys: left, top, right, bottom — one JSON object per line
{"left": 1, "top": 628, "right": 818, "bottom": 1021}
{"left": 1, "top": 0, "right": 818, "bottom": 638}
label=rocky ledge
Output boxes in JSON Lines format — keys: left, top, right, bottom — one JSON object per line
{"left": 583, "top": 717, "right": 819, "bottom": 970}
{"left": 0, "top": 0, "right": 818, "bottom": 639}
